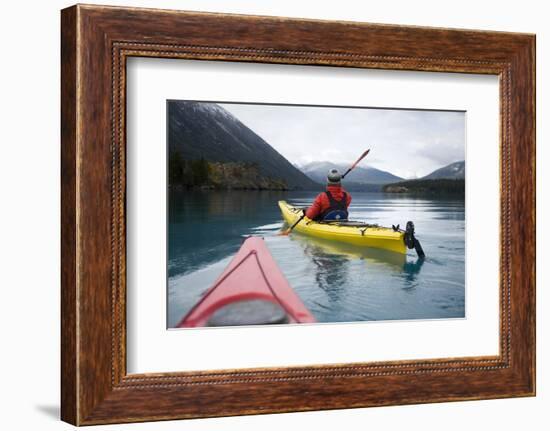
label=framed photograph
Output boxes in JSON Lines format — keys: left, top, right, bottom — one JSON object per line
{"left": 165, "top": 100, "right": 462, "bottom": 330}
{"left": 61, "top": 4, "right": 535, "bottom": 425}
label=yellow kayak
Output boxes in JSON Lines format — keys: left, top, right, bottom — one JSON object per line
{"left": 278, "top": 200, "right": 407, "bottom": 255}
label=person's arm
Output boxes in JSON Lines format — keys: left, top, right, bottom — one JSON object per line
{"left": 306, "top": 194, "right": 326, "bottom": 220}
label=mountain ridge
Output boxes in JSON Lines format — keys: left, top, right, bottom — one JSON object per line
{"left": 300, "top": 161, "right": 403, "bottom": 185}
{"left": 168, "top": 101, "right": 319, "bottom": 190}
{"left": 383, "top": 161, "right": 466, "bottom": 195}
{"left": 421, "top": 160, "right": 465, "bottom": 180}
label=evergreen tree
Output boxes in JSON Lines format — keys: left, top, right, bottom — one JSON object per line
{"left": 168, "top": 151, "right": 184, "bottom": 185}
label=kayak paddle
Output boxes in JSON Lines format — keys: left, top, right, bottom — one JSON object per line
{"left": 279, "top": 149, "right": 371, "bottom": 236}
{"left": 279, "top": 209, "right": 306, "bottom": 236}
{"left": 341, "top": 148, "right": 370, "bottom": 179}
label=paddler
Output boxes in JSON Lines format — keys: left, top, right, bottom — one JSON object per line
{"left": 305, "top": 169, "right": 352, "bottom": 221}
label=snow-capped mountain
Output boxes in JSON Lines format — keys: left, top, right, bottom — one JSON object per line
{"left": 422, "top": 161, "right": 465, "bottom": 180}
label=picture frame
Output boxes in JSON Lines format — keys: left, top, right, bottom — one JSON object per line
{"left": 61, "top": 4, "right": 535, "bottom": 425}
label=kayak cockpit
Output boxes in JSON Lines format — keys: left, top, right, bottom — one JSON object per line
{"left": 206, "top": 299, "right": 290, "bottom": 327}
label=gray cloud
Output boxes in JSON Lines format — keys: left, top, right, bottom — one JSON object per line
{"left": 220, "top": 103, "right": 465, "bottom": 179}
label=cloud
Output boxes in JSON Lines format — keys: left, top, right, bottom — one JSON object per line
{"left": 220, "top": 103, "right": 465, "bottom": 179}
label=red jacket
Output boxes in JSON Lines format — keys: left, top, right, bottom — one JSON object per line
{"left": 306, "top": 185, "right": 352, "bottom": 220}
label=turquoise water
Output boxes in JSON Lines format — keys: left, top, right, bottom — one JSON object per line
{"left": 168, "top": 190, "right": 465, "bottom": 327}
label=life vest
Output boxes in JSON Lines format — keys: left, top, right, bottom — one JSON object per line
{"left": 319, "top": 190, "right": 349, "bottom": 221}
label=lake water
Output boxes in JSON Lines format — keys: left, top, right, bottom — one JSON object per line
{"left": 167, "top": 190, "right": 465, "bottom": 327}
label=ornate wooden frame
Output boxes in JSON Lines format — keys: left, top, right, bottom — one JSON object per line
{"left": 61, "top": 4, "right": 535, "bottom": 425}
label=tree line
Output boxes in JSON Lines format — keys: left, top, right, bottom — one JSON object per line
{"left": 168, "top": 151, "right": 288, "bottom": 190}
{"left": 383, "top": 179, "right": 465, "bottom": 195}
{"left": 169, "top": 152, "right": 210, "bottom": 187}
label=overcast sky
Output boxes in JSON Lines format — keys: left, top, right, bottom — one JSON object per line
{"left": 220, "top": 103, "right": 465, "bottom": 179}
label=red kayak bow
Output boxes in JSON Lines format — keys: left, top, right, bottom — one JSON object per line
{"left": 177, "top": 237, "right": 316, "bottom": 327}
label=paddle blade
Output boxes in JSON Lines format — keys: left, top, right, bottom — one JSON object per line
{"left": 278, "top": 213, "right": 305, "bottom": 236}
{"left": 342, "top": 148, "right": 370, "bottom": 178}
{"left": 350, "top": 148, "right": 370, "bottom": 170}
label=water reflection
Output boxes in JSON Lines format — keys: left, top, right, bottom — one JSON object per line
{"left": 168, "top": 189, "right": 288, "bottom": 276}
{"left": 309, "top": 252, "right": 349, "bottom": 304}
{"left": 290, "top": 234, "right": 407, "bottom": 270}
{"left": 290, "top": 234, "right": 425, "bottom": 300}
